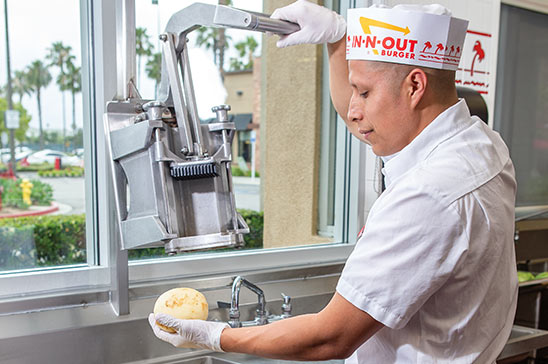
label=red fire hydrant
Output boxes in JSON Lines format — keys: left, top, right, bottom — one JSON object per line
{"left": 54, "top": 157, "right": 62, "bottom": 170}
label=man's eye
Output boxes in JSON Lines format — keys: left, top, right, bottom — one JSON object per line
{"left": 360, "top": 91, "right": 368, "bottom": 98}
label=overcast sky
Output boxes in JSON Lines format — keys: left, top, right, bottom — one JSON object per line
{"left": 0, "top": 0, "right": 263, "bottom": 136}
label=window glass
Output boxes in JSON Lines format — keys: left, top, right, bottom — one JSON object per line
{"left": 0, "top": 1, "right": 87, "bottom": 272}
{"left": 130, "top": 0, "right": 342, "bottom": 260}
{"left": 494, "top": 5, "right": 548, "bottom": 207}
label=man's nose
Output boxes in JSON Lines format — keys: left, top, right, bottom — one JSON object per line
{"left": 347, "top": 96, "right": 363, "bottom": 123}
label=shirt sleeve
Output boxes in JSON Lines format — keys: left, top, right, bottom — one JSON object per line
{"left": 336, "top": 183, "right": 468, "bottom": 329}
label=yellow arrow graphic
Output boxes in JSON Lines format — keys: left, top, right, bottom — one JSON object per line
{"left": 359, "top": 17, "right": 410, "bottom": 36}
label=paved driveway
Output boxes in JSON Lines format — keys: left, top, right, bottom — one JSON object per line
{"left": 17, "top": 173, "right": 260, "bottom": 215}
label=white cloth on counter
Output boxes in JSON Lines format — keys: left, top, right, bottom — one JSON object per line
{"left": 337, "top": 100, "right": 518, "bottom": 364}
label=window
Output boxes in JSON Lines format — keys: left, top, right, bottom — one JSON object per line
{"left": 0, "top": 0, "right": 366, "bottom": 307}
{"left": 494, "top": 4, "right": 548, "bottom": 207}
{"left": 0, "top": 0, "right": 109, "bottom": 301}
{"left": 0, "top": 0, "right": 89, "bottom": 275}
{"left": 126, "top": 0, "right": 364, "bottom": 268}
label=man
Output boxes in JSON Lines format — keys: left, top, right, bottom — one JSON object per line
{"left": 149, "top": 2, "right": 518, "bottom": 362}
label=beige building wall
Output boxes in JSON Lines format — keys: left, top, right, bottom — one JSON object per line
{"left": 262, "top": 0, "right": 330, "bottom": 248}
{"left": 224, "top": 65, "right": 262, "bottom": 172}
{"left": 224, "top": 70, "right": 254, "bottom": 114}
{"left": 251, "top": 57, "right": 262, "bottom": 174}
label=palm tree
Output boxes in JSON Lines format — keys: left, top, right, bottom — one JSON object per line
{"left": 136, "top": 27, "right": 153, "bottom": 88}
{"left": 65, "top": 58, "right": 81, "bottom": 138}
{"left": 146, "top": 52, "right": 162, "bottom": 99}
{"left": 230, "top": 36, "right": 258, "bottom": 71}
{"left": 55, "top": 66, "right": 71, "bottom": 151}
{"left": 195, "top": 27, "right": 232, "bottom": 74}
{"left": 195, "top": 0, "right": 232, "bottom": 75}
{"left": 217, "top": 0, "right": 232, "bottom": 74}
{"left": 196, "top": 27, "right": 220, "bottom": 65}
{"left": 26, "top": 60, "right": 52, "bottom": 149}
{"left": 46, "top": 42, "right": 72, "bottom": 151}
{"left": 0, "top": 98, "right": 31, "bottom": 145}
{"left": 12, "top": 70, "right": 31, "bottom": 104}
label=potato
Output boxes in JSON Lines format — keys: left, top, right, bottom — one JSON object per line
{"left": 153, "top": 287, "right": 209, "bottom": 333}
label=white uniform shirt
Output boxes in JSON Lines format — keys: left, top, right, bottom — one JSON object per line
{"left": 337, "top": 100, "right": 518, "bottom": 364}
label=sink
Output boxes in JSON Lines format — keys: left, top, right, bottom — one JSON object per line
{"left": 161, "top": 325, "right": 546, "bottom": 364}
{"left": 139, "top": 352, "right": 343, "bottom": 364}
{"left": 209, "top": 293, "right": 334, "bottom": 324}
{"left": 498, "top": 325, "right": 548, "bottom": 360}
{"left": 167, "top": 356, "right": 239, "bottom": 364}
{"left": 167, "top": 353, "right": 342, "bottom": 364}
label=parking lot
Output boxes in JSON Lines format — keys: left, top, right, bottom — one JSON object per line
{"left": 17, "top": 172, "right": 260, "bottom": 215}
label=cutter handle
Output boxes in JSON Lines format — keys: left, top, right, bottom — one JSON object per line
{"left": 249, "top": 13, "right": 300, "bottom": 35}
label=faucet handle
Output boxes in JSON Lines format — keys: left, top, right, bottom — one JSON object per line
{"left": 281, "top": 293, "right": 292, "bottom": 317}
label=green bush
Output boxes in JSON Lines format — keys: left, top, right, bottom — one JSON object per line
{"left": 231, "top": 166, "right": 259, "bottom": 178}
{"left": 238, "top": 209, "right": 264, "bottom": 249}
{"left": 0, "top": 225, "right": 37, "bottom": 270}
{"left": 0, "top": 214, "right": 86, "bottom": 269}
{"left": 0, "top": 208, "right": 263, "bottom": 267}
{"left": 17, "top": 163, "right": 53, "bottom": 172}
{"left": 129, "top": 208, "right": 264, "bottom": 260}
{"left": 0, "top": 178, "right": 28, "bottom": 209}
{"left": 0, "top": 178, "right": 53, "bottom": 208}
{"left": 30, "top": 179, "right": 54, "bottom": 205}
{"left": 38, "top": 166, "right": 84, "bottom": 178}
{"left": 231, "top": 166, "right": 245, "bottom": 177}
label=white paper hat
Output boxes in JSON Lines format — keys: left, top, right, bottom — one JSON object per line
{"left": 346, "top": 4, "right": 469, "bottom": 70}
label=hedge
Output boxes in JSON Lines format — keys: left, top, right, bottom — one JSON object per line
{"left": 0, "top": 178, "right": 53, "bottom": 209}
{"left": 0, "top": 214, "right": 86, "bottom": 271}
{"left": 38, "top": 167, "right": 84, "bottom": 178}
{"left": 0, "top": 209, "right": 263, "bottom": 270}
{"left": 128, "top": 209, "right": 264, "bottom": 259}
{"left": 231, "top": 166, "right": 260, "bottom": 178}
{"left": 16, "top": 163, "right": 53, "bottom": 172}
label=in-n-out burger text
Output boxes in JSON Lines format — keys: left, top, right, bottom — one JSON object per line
{"left": 350, "top": 35, "right": 419, "bottom": 59}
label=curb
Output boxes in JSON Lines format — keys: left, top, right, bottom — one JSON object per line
{"left": 0, "top": 203, "right": 59, "bottom": 219}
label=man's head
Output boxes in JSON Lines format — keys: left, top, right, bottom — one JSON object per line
{"left": 344, "top": 4, "right": 468, "bottom": 155}
{"left": 345, "top": 60, "right": 458, "bottom": 156}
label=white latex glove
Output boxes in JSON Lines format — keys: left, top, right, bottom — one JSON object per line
{"left": 270, "top": 0, "right": 346, "bottom": 48}
{"left": 148, "top": 313, "right": 229, "bottom": 351}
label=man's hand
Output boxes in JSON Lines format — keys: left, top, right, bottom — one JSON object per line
{"left": 148, "top": 313, "right": 229, "bottom": 351}
{"left": 271, "top": 0, "right": 346, "bottom": 48}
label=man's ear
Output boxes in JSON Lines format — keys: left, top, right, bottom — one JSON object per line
{"left": 404, "top": 68, "right": 427, "bottom": 109}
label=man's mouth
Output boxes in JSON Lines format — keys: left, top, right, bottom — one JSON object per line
{"left": 359, "top": 128, "right": 373, "bottom": 138}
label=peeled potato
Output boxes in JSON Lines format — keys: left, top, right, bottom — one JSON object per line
{"left": 153, "top": 287, "right": 209, "bottom": 333}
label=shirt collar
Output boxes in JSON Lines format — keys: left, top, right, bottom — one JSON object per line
{"left": 381, "top": 99, "right": 473, "bottom": 187}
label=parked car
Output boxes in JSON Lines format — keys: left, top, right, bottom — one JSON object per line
{"left": 25, "top": 149, "right": 83, "bottom": 167}
{"left": 0, "top": 147, "right": 33, "bottom": 163}
{"left": 74, "top": 148, "right": 85, "bottom": 158}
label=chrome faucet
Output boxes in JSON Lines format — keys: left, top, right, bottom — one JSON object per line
{"left": 281, "top": 293, "right": 292, "bottom": 318}
{"left": 229, "top": 276, "right": 268, "bottom": 328}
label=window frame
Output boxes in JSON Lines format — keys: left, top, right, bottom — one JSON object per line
{"left": 125, "top": 0, "right": 367, "bottom": 287}
{"left": 0, "top": 0, "right": 112, "bottom": 300}
{"left": 0, "top": 0, "right": 367, "bottom": 313}
{"left": 493, "top": 2, "right": 548, "bottom": 208}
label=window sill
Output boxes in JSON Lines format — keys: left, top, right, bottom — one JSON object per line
{"left": 0, "top": 263, "right": 343, "bottom": 344}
